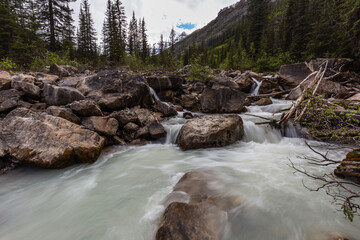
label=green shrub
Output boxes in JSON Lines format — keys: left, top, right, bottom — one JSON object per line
{"left": 187, "top": 55, "right": 212, "bottom": 83}
{"left": 0, "top": 58, "right": 18, "bottom": 71}
{"left": 30, "top": 51, "right": 79, "bottom": 72}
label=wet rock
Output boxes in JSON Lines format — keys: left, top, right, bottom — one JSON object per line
{"left": 174, "top": 105, "right": 183, "bottom": 111}
{"left": 259, "top": 78, "right": 280, "bottom": 94}
{"left": 50, "top": 63, "right": 78, "bottom": 77}
{"left": 77, "top": 71, "right": 152, "bottom": 111}
{"left": 134, "top": 108, "right": 158, "bottom": 127}
{"left": 279, "top": 63, "right": 312, "bottom": 85}
{"left": 113, "top": 136, "right": 126, "bottom": 145}
{"left": 134, "top": 126, "right": 149, "bottom": 139}
{"left": 148, "top": 122, "right": 166, "bottom": 139}
{"left": 0, "top": 71, "right": 12, "bottom": 90}
{"left": 183, "top": 112, "right": 194, "bottom": 119}
{"left": 0, "top": 108, "right": 105, "bottom": 169}
{"left": 129, "top": 139, "right": 149, "bottom": 146}
{"left": 153, "top": 101, "right": 177, "bottom": 117}
{"left": 82, "top": 116, "right": 119, "bottom": 137}
{"left": 110, "top": 108, "right": 138, "bottom": 127}
{"left": 156, "top": 171, "right": 242, "bottom": 240}
{"left": 200, "top": 85, "right": 247, "bottom": 113}
{"left": 68, "top": 99, "right": 103, "bottom": 117}
{"left": 43, "top": 84, "right": 85, "bottom": 106}
{"left": 253, "top": 98, "right": 273, "bottom": 106}
{"left": 0, "top": 89, "right": 23, "bottom": 113}
{"left": 46, "top": 106, "right": 81, "bottom": 124}
{"left": 180, "top": 94, "right": 199, "bottom": 111}
{"left": 177, "top": 115, "right": 244, "bottom": 150}
{"left": 234, "top": 75, "right": 254, "bottom": 93}
{"left": 334, "top": 149, "right": 360, "bottom": 183}
{"left": 12, "top": 80, "right": 41, "bottom": 99}
{"left": 145, "top": 75, "right": 183, "bottom": 90}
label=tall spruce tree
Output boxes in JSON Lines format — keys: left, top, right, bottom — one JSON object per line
{"left": 77, "top": 0, "right": 97, "bottom": 60}
{"left": 140, "top": 18, "right": 148, "bottom": 61}
{"left": 35, "top": 0, "right": 76, "bottom": 51}
{"left": 128, "top": 11, "right": 138, "bottom": 56}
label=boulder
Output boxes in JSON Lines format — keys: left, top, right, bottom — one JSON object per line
{"left": 134, "top": 108, "right": 158, "bottom": 127}
{"left": 153, "top": 101, "right": 177, "bottom": 117}
{"left": 145, "top": 75, "right": 183, "bottom": 90}
{"left": 110, "top": 108, "right": 138, "bottom": 127}
{"left": 177, "top": 115, "right": 244, "bottom": 150}
{"left": 58, "top": 75, "right": 90, "bottom": 88}
{"left": 156, "top": 171, "right": 242, "bottom": 240}
{"left": 0, "top": 71, "right": 12, "bottom": 90}
{"left": 183, "top": 112, "right": 194, "bottom": 119}
{"left": 82, "top": 116, "right": 119, "bottom": 136}
{"left": 334, "top": 149, "right": 360, "bottom": 183}
{"left": 0, "top": 89, "right": 23, "bottom": 113}
{"left": 50, "top": 63, "right": 78, "bottom": 77}
{"left": 12, "top": 74, "right": 36, "bottom": 84}
{"left": 180, "top": 94, "right": 200, "bottom": 111}
{"left": 68, "top": 99, "right": 103, "bottom": 117}
{"left": 148, "top": 122, "right": 166, "bottom": 139}
{"left": 259, "top": 78, "right": 280, "bottom": 94}
{"left": 253, "top": 97, "right": 273, "bottom": 106}
{"left": 234, "top": 75, "right": 254, "bottom": 93}
{"left": 0, "top": 108, "right": 105, "bottom": 168}
{"left": 200, "top": 85, "right": 247, "bottom": 113}
{"left": 347, "top": 93, "right": 360, "bottom": 101}
{"left": 123, "top": 122, "right": 139, "bottom": 133}
{"left": 43, "top": 84, "right": 85, "bottom": 106}
{"left": 279, "top": 63, "right": 312, "bottom": 85}
{"left": 46, "top": 106, "right": 81, "bottom": 124}
{"left": 35, "top": 73, "right": 59, "bottom": 85}
{"left": 12, "top": 80, "right": 41, "bottom": 99}
{"left": 76, "top": 71, "right": 152, "bottom": 111}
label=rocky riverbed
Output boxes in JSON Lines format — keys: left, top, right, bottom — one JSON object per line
{"left": 0, "top": 59, "right": 360, "bottom": 239}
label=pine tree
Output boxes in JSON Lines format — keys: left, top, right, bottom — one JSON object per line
{"left": 159, "top": 34, "right": 165, "bottom": 65}
{"left": 128, "top": 11, "right": 138, "bottom": 56}
{"left": 169, "top": 26, "right": 176, "bottom": 57}
{"left": 140, "top": 18, "right": 149, "bottom": 61}
{"left": 35, "top": 0, "right": 76, "bottom": 51}
{"left": 77, "top": 0, "right": 97, "bottom": 60}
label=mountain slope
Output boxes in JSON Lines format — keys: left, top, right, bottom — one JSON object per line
{"left": 174, "top": 0, "right": 248, "bottom": 52}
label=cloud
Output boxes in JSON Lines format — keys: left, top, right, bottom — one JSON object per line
{"left": 70, "top": 0, "right": 239, "bottom": 45}
{"left": 176, "top": 22, "right": 196, "bottom": 30}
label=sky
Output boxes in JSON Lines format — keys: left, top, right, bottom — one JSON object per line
{"left": 70, "top": 0, "right": 239, "bottom": 46}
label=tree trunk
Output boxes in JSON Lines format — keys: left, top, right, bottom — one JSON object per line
{"left": 49, "top": 0, "right": 56, "bottom": 51}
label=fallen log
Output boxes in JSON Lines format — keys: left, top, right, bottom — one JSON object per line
{"left": 247, "top": 89, "right": 292, "bottom": 99}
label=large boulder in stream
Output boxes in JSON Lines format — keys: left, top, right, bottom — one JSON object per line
{"left": 279, "top": 63, "right": 312, "bottom": 86}
{"left": 145, "top": 75, "right": 184, "bottom": 90}
{"left": 177, "top": 115, "right": 244, "bottom": 150}
{"left": 43, "top": 84, "right": 85, "bottom": 106}
{"left": 0, "top": 108, "right": 105, "bottom": 169}
{"left": 156, "top": 171, "right": 242, "bottom": 240}
{"left": 200, "top": 78, "right": 247, "bottom": 113}
{"left": 334, "top": 149, "right": 360, "bottom": 183}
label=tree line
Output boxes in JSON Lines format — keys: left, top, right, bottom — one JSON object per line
{"left": 0, "top": 0, "right": 182, "bottom": 70}
{"left": 181, "top": 0, "right": 360, "bottom": 72}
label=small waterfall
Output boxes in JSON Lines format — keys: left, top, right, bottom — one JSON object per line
{"left": 251, "top": 77, "right": 263, "bottom": 95}
{"left": 242, "top": 120, "right": 282, "bottom": 143}
{"left": 149, "top": 87, "right": 161, "bottom": 103}
{"left": 164, "top": 124, "right": 183, "bottom": 144}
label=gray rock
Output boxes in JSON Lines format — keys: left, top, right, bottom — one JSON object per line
{"left": 46, "top": 106, "right": 81, "bottom": 124}
{"left": 82, "top": 116, "right": 119, "bottom": 136}
{"left": 153, "top": 101, "right": 177, "bottom": 117}
{"left": 0, "top": 89, "right": 23, "bottom": 113}
{"left": 68, "top": 99, "right": 103, "bottom": 117}
{"left": 123, "top": 122, "right": 140, "bottom": 133}
{"left": 145, "top": 75, "right": 184, "bottom": 90}
{"left": 43, "top": 84, "right": 85, "bottom": 106}
{"left": 110, "top": 108, "right": 138, "bottom": 127}
{"left": 50, "top": 63, "right": 78, "bottom": 77}
{"left": 148, "top": 122, "right": 166, "bottom": 139}
{"left": 12, "top": 74, "right": 36, "bottom": 84}
{"left": 12, "top": 80, "right": 41, "bottom": 99}
{"left": 0, "top": 108, "right": 105, "bottom": 168}
{"left": 279, "top": 63, "right": 312, "bottom": 85}
{"left": 177, "top": 115, "right": 244, "bottom": 150}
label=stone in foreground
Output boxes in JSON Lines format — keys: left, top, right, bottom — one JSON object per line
{"left": 177, "top": 115, "right": 244, "bottom": 150}
{"left": 0, "top": 108, "right": 105, "bottom": 169}
{"left": 156, "top": 171, "right": 242, "bottom": 240}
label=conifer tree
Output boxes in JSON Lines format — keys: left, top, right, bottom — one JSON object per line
{"left": 77, "top": 0, "right": 97, "bottom": 60}
{"left": 128, "top": 11, "right": 138, "bottom": 56}
{"left": 35, "top": 0, "right": 76, "bottom": 51}
{"left": 140, "top": 18, "right": 149, "bottom": 61}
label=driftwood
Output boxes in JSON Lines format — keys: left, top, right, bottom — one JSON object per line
{"left": 280, "top": 60, "right": 329, "bottom": 125}
{"left": 247, "top": 89, "right": 292, "bottom": 99}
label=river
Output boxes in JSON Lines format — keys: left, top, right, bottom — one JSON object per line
{"left": 0, "top": 99, "right": 359, "bottom": 240}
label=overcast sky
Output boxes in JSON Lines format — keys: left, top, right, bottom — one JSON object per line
{"left": 70, "top": 0, "right": 239, "bottom": 46}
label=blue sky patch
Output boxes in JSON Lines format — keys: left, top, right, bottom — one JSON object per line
{"left": 176, "top": 22, "right": 196, "bottom": 30}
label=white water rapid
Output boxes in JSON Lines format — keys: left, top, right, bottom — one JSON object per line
{"left": 251, "top": 77, "right": 263, "bottom": 95}
{"left": 0, "top": 99, "right": 360, "bottom": 240}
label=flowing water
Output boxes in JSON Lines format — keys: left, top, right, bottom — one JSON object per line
{"left": 1, "top": 99, "right": 360, "bottom": 240}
